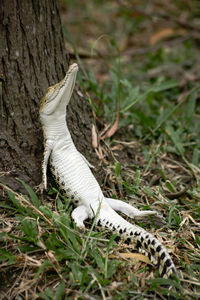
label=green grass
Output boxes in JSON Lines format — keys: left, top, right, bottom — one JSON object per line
{"left": 0, "top": 182, "right": 185, "bottom": 299}
{"left": 1, "top": 165, "right": 200, "bottom": 299}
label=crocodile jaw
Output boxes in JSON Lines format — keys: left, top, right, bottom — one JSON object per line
{"left": 40, "top": 63, "right": 78, "bottom": 128}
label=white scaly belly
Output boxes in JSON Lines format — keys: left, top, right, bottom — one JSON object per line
{"left": 50, "top": 138, "right": 104, "bottom": 211}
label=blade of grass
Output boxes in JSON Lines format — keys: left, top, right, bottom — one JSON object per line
{"left": 166, "top": 125, "right": 184, "bottom": 156}
{"left": 104, "top": 234, "right": 117, "bottom": 279}
{"left": 17, "top": 178, "right": 40, "bottom": 208}
{"left": 144, "top": 140, "right": 161, "bottom": 174}
{"left": 121, "top": 80, "right": 178, "bottom": 113}
{"left": 81, "top": 199, "right": 102, "bottom": 257}
{"left": 144, "top": 86, "right": 199, "bottom": 141}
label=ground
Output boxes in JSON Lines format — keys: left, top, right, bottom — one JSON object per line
{"left": 1, "top": 1, "right": 200, "bottom": 299}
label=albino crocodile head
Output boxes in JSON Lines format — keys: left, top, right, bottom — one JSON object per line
{"left": 40, "top": 63, "right": 78, "bottom": 124}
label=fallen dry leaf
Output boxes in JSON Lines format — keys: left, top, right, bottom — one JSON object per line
{"left": 150, "top": 28, "right": 185, "bottom": 45}
{"left": 102, "top": 103, "right": 119, "bottom": 139}
{"left": 92, "top": 124, "right": 98, "bottom": 148}
{"left": 109, "top": 252, "right": 151, "bottom": 264}
{"left": 111, "top": 144, "right": 124, "bottom": 151}
{"left": 119, "top": 252, "right": 151, "bottom": 263}
{"left": 95, "top": 147, "right": 104, "bottom": 160}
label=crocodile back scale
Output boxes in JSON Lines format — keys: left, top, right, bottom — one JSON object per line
{"left": 39, "top": 63, "right": 178, "bottom": 280}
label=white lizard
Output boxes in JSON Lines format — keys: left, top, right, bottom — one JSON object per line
{"left": 39, "top": 63, "right": 177, "bottom": 279}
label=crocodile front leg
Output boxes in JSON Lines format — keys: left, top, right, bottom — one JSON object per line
{"left": 41, "top": 138, "right": 56, "bottom": 190}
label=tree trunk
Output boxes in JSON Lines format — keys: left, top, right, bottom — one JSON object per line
{"left": 0, "top": 0, "right": 100, "bottom": 192}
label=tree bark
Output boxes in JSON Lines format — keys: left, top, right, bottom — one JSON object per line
{"left": 0, "top": 0, "right": 100, "bottom": 192}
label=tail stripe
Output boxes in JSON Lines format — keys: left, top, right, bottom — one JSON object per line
{"left": 97, "top": 216, "right": 177, "bottom": 278}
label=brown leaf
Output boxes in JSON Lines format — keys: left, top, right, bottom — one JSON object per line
{"left": 119, "top": 252, "right": 151, "bottom": 263}
{"left": 92, "top": 124, "right": 98, "bottom": 148}
{"left": 103, "top": 103, "right": 119, "bottom": 138}
{"left": 150, "top": 28, "right": 185, "bottom": 45}
{"left": 95, "top": 146, "right": 104, "bottom": 160}
{"left": 111, "top": 144, "right": 124, "bottom": 151}
{"left": 109, "top": 252, "right": 151, "bottom": 264}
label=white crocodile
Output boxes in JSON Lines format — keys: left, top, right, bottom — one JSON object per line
{"left": 39, "top": 63, "right": 177, "bottom": 279}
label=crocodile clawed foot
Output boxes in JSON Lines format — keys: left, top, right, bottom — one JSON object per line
{"left": 71, "top": 205, "right": 89, "bottom": 232}
{"left": 75, "top": 222, "right": 86, "bottom": 232}
{"left": 35, "top": 183, "right": 46, "bottom": 194}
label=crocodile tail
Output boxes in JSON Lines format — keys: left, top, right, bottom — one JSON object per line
{"left": 96, "top": 205, "right": 177, "bottom": 279}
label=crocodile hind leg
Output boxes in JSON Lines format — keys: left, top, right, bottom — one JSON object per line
{"left": 105, "top": 198, "right": 158, "bottom": 218}
{"left": 105, "top": 198, "right": 165, "bottom": 226}
{"left": 105, "top": 198, "right": 157, "bottom": 218}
